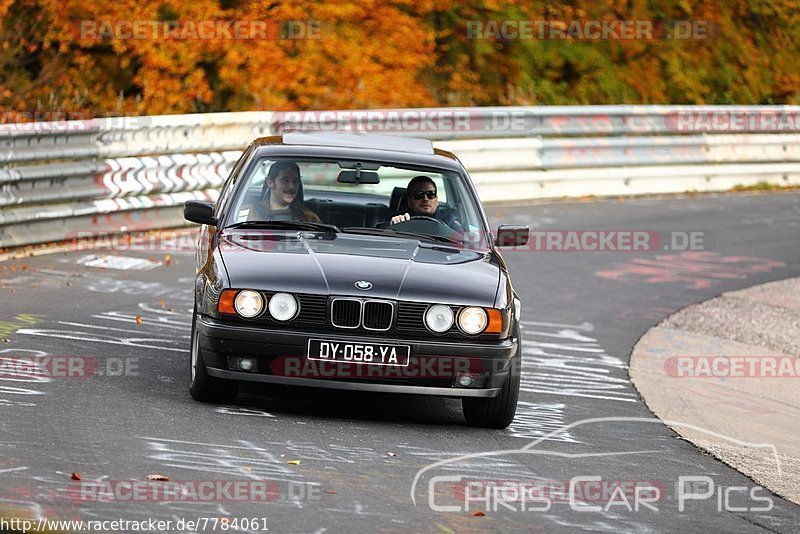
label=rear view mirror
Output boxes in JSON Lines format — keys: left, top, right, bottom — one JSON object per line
{"left": 337, "top": 165, "right": 380, "bottom": 184}
{"left": 184, "top": 200, "right": 216, "bottom": 225}
{"left": 495, "top": 225, "right": 529, "bottom": 247}
{"left": 337, "top": 170, "right": 380, "bottom": 184}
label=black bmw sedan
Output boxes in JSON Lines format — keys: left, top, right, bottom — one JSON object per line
{"left": 184, "top": 132, "right": 529, "bottom": 428}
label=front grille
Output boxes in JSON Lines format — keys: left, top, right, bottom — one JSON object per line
{"left": 331, "top": 298, "right": 361, "bottom": 328}
{"left": 397, "top": 302, "right": 429, "bottom": 333}
{"left": 295, "top": 294, "right": 327, "bottom": 327}
{"left": 363, "top": 301, "right": 393, "bottom": 331}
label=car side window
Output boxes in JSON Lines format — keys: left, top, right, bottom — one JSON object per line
{"left": 215, "top": 148, "right": 253, "bottom": 222}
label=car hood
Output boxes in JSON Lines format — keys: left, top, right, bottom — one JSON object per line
{"left": 218, "top": 231, "right": 500, "bottom": 306}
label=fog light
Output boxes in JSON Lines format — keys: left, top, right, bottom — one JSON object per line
{"left": 230, "top": 357, "right": 256, "bottom": 372}
{"left": 457, "top": 373, "right": 475, "bottom": 387}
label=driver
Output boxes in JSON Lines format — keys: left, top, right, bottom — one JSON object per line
{"left": 390, "top": 176, "right": 463, "bottom": 232}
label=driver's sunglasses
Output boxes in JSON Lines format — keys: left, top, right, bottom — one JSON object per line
{"left": 411, "top": 190, "right": 437, "bottom": 200}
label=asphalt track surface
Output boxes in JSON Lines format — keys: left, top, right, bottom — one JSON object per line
{"left": 1, "top": 192, "right": 799, "bottom": 533}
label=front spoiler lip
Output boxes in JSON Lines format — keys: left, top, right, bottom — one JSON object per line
{"left": 206, "top": 368, "right": 500, "bottom": 398}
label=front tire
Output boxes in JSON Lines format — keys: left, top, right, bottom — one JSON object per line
{"left": 462, "top": 353, "right": 520, "bottom": 429}
{"left": 189, "top": 310, "right": 238, "bottom": 403}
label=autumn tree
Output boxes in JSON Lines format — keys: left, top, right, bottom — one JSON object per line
{"left": 0, "top": 0, "right": 797, "bottom": 119}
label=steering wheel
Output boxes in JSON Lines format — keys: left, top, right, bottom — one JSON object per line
{"left": 408, "top": 215, "right": 448, "bottom": 225}
{"left": 391, "top": 215, "right": 461, "bottom": 240}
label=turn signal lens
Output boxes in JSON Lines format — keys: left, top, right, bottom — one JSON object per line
{"left": 218, "top": 289, "right": 237, "bottom": 315}
{"left": 485, "top": 308, "right": 504, "bottom": 334}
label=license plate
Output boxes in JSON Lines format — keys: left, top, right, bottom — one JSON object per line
{"left": 307, "top": 339, "right": 410, "bottom": 367}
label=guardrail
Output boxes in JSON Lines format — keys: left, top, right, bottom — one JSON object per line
{"left": 2, "top": 106, "right": 800, "bottom": 248}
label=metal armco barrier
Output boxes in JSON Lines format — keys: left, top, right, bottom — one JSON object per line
{"left": 2, "top": 106, "right": 800, "bottom": 248}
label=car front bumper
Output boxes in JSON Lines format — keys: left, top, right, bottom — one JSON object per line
{"left": 196, "top": 315, "right": 519, "bottom": 398}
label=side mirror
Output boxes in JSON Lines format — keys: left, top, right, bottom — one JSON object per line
{"left": 184, "top": 200, "right": 216, "bottom": 225}
{"left": 495, "top": 225, "right": 529, "bottom": 248}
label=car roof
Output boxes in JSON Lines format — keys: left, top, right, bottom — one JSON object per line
{"left": 249, "top": 133, "right": 462, "bottom": 170}
{"left": 282, "top": 131, "right": 435, "bottom": 154}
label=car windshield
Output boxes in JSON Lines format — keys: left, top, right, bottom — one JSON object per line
{"left": 225, "top": 157, "right": 491, "bottom": 249}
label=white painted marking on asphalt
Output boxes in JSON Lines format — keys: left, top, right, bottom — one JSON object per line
{"left": 0, "top": 466, "right": 28, "bottom": 474}
{"left": 506, "top": 401, "right": 579, "bottom": 443}
{"left": 141, "top": 437, "right": 302, "bottom": 483}
{"left": 520, "top": 320, "right": 636, "bottom": 403}
{"left": 215, "top": 407, "right": 276, "bottom": 418}
{"left": 77, "top": 254, "right": 162, "bottom": 271}
{"left": 91, "top": 311, "right": 190, "bottom": 330}
{"left": 0, "top": 349, "right": 48, "bottom": 400}
{"left": 57, "top": 321, "right": 188, "bottom": 337}
{"left": 16, "top": 329, "right": 185, "bottom": 352}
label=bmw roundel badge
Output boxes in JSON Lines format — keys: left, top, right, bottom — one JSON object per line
{"left": 355, "top": 280, "right": 373, "bottom": 290}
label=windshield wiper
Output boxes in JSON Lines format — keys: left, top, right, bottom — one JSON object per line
{"left": 342, "top": 227, "right": 462, "bottom": 246}
{"left": 225, "top": 220, "right": 340, "bottom": 233}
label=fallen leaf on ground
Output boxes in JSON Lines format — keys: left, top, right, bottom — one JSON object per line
{"left": 159, "top": 299, "right": 165, "bottom": 308}
{"left": 325, "top": 489, "right": 336, "bottom": 494}
{"left": 387, "top": 452, "right": 396, "bottom": 457}
{"left": 135, "top": 316, "right": 143, "bottom": 324}
{"left": 2, "top": 338, "right": 9, "bottom": 343}
{"left": 146, "top": 474, "right": 170, "bottom": 481}
{"left": 469, "top": 511, "right": 486, "bottom": 517}
{"left": 165, "top": 255, "right": 172, "bottom": 266}
{"left": 70, "top": 472, "right": 81, "bottom": 480}
{"left": 287, "top": 460, "right": 300, "bottom": 465}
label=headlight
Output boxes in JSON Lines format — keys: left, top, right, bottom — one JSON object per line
{"left": 458, "top": 307, "right": 488, "bottom": 335}
{"left": 425, "top": 304, "right": 454, "bottom": 333}
{"left": 268, "top": 292, "right": 298, "bottom": 321}
{"left": 234, "top": 290, "right": 264, "bottom": 318}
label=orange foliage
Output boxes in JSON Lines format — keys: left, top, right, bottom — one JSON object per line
{"left": 0, "top": 0, "right": 797, "bottom": 119}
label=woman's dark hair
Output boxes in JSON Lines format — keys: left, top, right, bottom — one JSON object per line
{"left": 263, "top": 161, "right": 314, "bottom": 221}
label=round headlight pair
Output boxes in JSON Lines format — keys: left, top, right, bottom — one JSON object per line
{"left": 233, "top": 290, "right": 298, "bottom": 321}
{"left": 424, "top": 305, "right": 488, "bottom": 335}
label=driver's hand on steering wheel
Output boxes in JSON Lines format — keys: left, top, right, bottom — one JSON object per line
{"left": 390, "top": 213, "right": 411, "bottom": 224}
